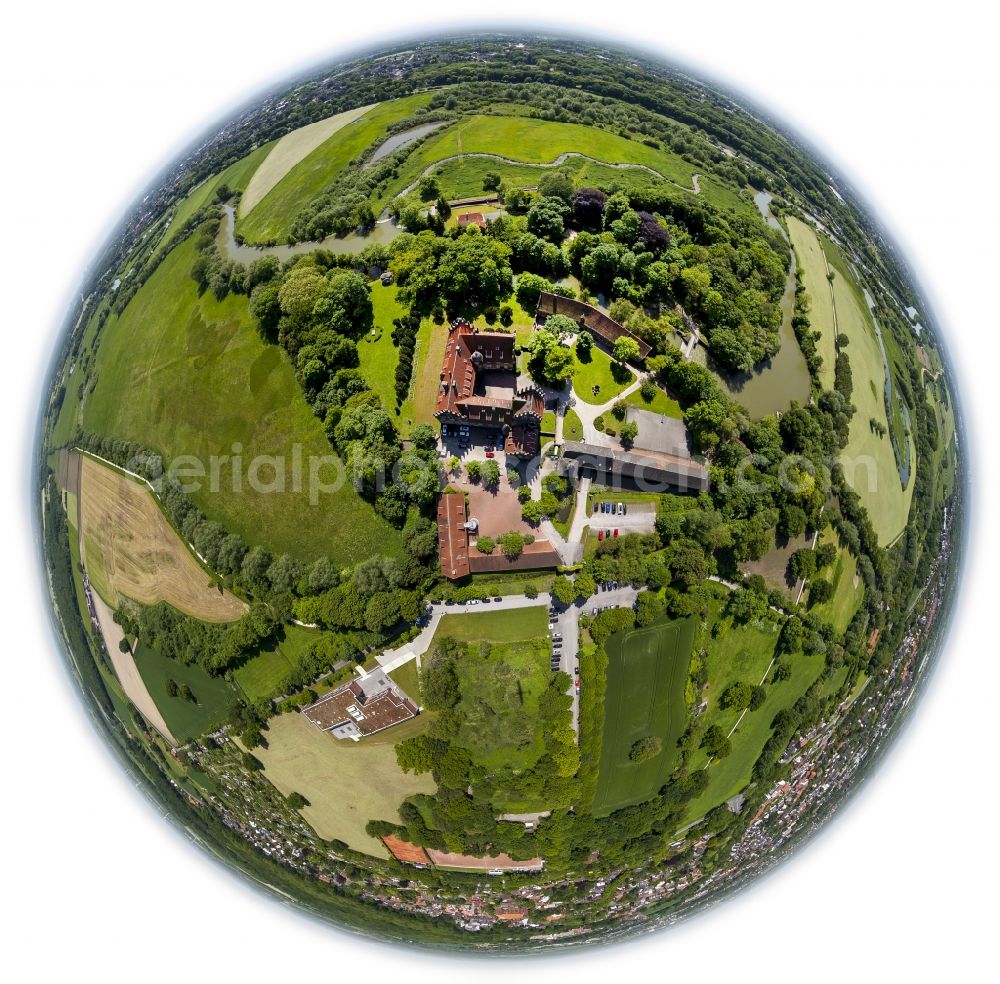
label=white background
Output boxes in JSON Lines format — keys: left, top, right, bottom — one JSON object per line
{"left": 2, "top": 2, "right": 996, "bottom": 979}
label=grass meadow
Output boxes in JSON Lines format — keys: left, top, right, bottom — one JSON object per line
{"left": 133, "top": 642, "right": 237, "bottom": 742}
{"left": 593, "top": 616, "right": 696, "bottom": 815}
{"left": 249, "top": 712, "right": 435, "bottom": 857}
{"left": 83, "top": 236, "right": 403, "bottom": 565}
{"left": 233, "top": 623, "right": 320, "bottom": 703}
{"left": 822, "top": 237, "right": 914, "bottom": 544}
{"left": 787, "top": 216, "right": 838, "bottom": 390}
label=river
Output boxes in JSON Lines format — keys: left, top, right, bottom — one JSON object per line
{"left": 218, "top": 203, "right": 403, "bottom": 262}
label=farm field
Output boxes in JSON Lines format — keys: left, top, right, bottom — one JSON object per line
{"left": 787, "top": 216, "right": 837, "bottom": 389}
{"left": 233, "top": 624, "right": 320, "bottom": 703}
{"left": 238, "top": 93, "right": 433, "bottom": 243}
{"left": 572, "top": 346, "right": 635, "bottom": 405}
{"left": 240, "top": 104, "right": 376, "bottom": 216}
{"left": 250, "top": 711, "right": 435, "bottom": 857}
{"left": 133, "top": 642, "right": 237, "bottom": 742}
{"left": 83, "top": 236, "right": 403, "bottom": 565}
{"left": 822, "top": 237, "right": 914, "bottom": 544}
{"left": 432, "top": 605, "right": 548, "bottom": 645}
{"left": 593, "top": 616, "right": 696, "bottom": 815}
{"left": 808, "top": 531, "right": 863, "bottom": 633}
{"left": 78, "top": 454, "right": 247, "bottom": 620}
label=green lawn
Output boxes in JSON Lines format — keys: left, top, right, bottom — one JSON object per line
{"left": 541, "top": 410, "right": 556, "bottom": 436}
{"left": 83, "top": 235, "right": 403, "bottom": 565}
{"left": 133, "top": 642, "right": 237, "bottom": 742}
{"left": 383, "top": 115, "right": 701, "bottom": 205}
{"left": 382, "top": 115, "right": 753, "bottom": 218}
{"left": 625, "top": 382, "right": 682, "bottom": 419}
{"left": 238, "top": 93, "right": 433, "bottom": 243}
{"left": 233, "top": 624, "right": 320, "bottom": 703}
{"left": 388, "top": 658, "right": 421, "bottom": 703}
{"left": 822, "top": 237, "right": 914, "bottom": 544}
{"left": 593, "top": 616, "right": 696, "bottom": 816}
{"left": 432, "top": 605, "right": 548, "bottom": 645}
{"left": 360, "top": 283, "right": 409, "bottom": 418}
{"left": 787, "top": 216, "right": 837, "bottom": 389}
{"left": 572, "top": 346, "right": 635, "bottom": 405}
{"left": 681, "top": 590, "right": 827, "bottom": 822}
{"left": 563, "top": 407, "right": 584, "bottom": 441}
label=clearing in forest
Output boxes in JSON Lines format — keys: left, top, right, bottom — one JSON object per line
{"left": 78, "top": 454, "right": 247, "bottom": 621}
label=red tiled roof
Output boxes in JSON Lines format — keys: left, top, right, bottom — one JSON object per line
{"left": 437, "top": 492, "right": 470, "bottom": 579}
{"left": 536, "top": 291, "right": 652, "bottom": 359}
{"left": 434, "top": 321, "right": 516, "bottom": 418}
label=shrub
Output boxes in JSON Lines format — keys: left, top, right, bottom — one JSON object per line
{"left": 629, "top": 735, "right": 663, "bottom": 762}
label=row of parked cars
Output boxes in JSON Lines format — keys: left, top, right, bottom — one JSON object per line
{"left": 594, "top": 501, "right": 627, "bottom": 516}
{"left": 596, "top": 528, "right": 619, "bottom": 541}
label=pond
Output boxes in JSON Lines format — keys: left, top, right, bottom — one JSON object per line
{"left": 693, "top": 190, "right": 812, "bottom": 419}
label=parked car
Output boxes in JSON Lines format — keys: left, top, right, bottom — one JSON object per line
{"left": 592, "top": 607, "right": 598, "bottom": 615}
{"left": 613, "top": 528, "right": 619, "bottom": 537}
{"left": 617, "top": 502, "right": 624, "bottom": 515}
{"left": 597, "top": 529, "right": 604, "bottom": 541}
{"left": 494, "top": 596, "right": 502, "bottom": 602}
{"left": 553, "top": 633, "right": 563, "bottom": 641}
{"left": 485, "top": 450, "right": 495, "bottom": 458}
{"left": 468, "top": 599, "right": 481, "bottom": 606}
{"left": 575, "top": 665, "right": 580, "bottom": 674}
{"left": 575, "top": 686, "right": 581, "bottom": 696}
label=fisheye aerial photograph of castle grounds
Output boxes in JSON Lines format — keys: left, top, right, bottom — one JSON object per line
{"left": 37, "top": 32, "right": 964, "bottom": 951}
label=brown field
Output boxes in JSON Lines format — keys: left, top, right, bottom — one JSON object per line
{"left": 78, "top": 454, "right": 246, "bottom": 621}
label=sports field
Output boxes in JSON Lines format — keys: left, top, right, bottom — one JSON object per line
{"left": 238, "top": 93, "right": 433, "bottom": 243}
{"left": 249, "top": 711, "right": 435, "bottom": 857}
{"left": 593, "top": 615, "right": 695, "bottom": 815}
{"left": 787, "top": 216, "right": 837, "bottom": 389}
{"left": 83, "top": 236, "right": 403, "bottom": 565}
{"left": 78, "top": 454, "right": 247, "bottom": 621}
{"left": 133, "top": 641, "right": 236, "bottom": 742}
{"left": 240, "top": 104, "right": 376, "bottom": 216}
{"left": 823, "top": 238, "right": 914, "bottom": 543}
